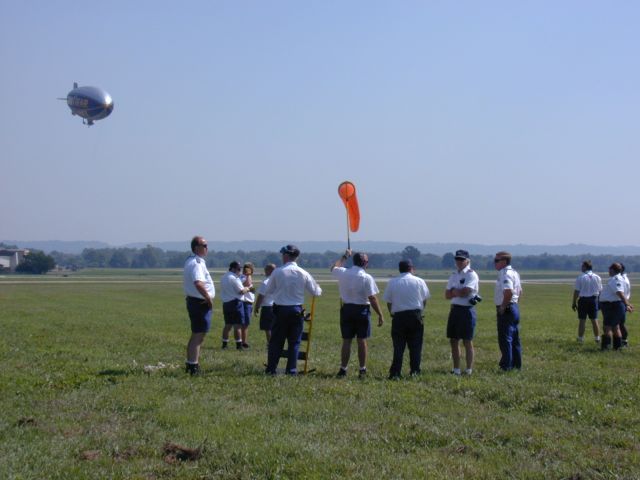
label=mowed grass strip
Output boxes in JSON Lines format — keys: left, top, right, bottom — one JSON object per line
{"left": 0, "top": 275, "right": 638, "bottom": 479}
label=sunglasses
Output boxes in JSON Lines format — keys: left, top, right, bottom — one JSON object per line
{"left": 199, "top": 244, "right": 208, "bottom": 248}
{"left": 493, "top": 258, "right": 503, "bottom": 263}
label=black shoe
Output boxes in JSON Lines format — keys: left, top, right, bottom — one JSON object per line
{"left": 410, "top": 370, "right": 421, "bottom": 377}
{"left": 242, "top": 343, "right": 250, "bottom": 349}
{"left": 336, "top": 368, "right": 347, "bottom": 378}
{"left": 221, "top": 341, "right": 228, "bottom": 350}
{"left": 185, "top": 363, "right": 200, "bottom": 376}
{"left": 388, "top": 373, "right": 401, "bottom": 380}
{"left": 358, "top": 368, "right": 367, "bottom": 378}
{"left": 236, "top": 342, "right": 243, "bottom": 350}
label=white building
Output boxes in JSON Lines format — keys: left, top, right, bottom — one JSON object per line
{"left": 0, "top": 249, "right": 30, "bottom": 272}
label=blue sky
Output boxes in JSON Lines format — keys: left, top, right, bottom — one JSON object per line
{"left": 1, "top": 1, "right": 638, "bottom": 246}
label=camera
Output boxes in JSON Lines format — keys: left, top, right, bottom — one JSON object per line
{"left": 468, "top": 295, "right": 482, "bottom": 306}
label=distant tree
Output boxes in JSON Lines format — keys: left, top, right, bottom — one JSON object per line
{"left": 82, "top": 248, "right": 110, "bottom": 267}
{"left": 402, "top": 246, "right": 421, "bottom": 265}
{"left": 441, "top": 252, "right": 455, "bottom": 269}
{"left": 131, "top": 245, "right": 163, "bottom": 268}
{"left": 109, "top": 250, "right": 131, "bottom": 268}
{"left": 15, "top": 250, "right": 55, "bottom": 274}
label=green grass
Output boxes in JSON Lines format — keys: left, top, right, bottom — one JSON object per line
{"left": 0, "top": 272, "right": 638, "bottom": 479}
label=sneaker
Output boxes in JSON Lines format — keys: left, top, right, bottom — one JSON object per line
{"left": 185, "top": 363, "right": 200, "bottom": 376}
{"left": 451, "top": 368, "right": 461, "bottom": 376}
{"left": 358, "top": 368, "right": 367, "bottom": 378}
{"left": 464, "top": 368, "right": 473, "bottom": 376}
{"left": 388, "top": 373, "right": 401, "bottom": 380}
{"left": 336, "top": 368, "right": 347, "bottom": 378}
{"left": 577, "top": 336, "right": 584, "bottom": 344}
{"left": 221, "top": 341, "right": 228, "bottom": 349}
{"left": 242, "top": 343, "right": 250, "bottom": 349}
{"left": 236, "top": 342, "right": 243, "bottom": 350}
{"left": 595, "top": 336, "right": 601, "bottom": 343}
{"left": 409, "top": 370, "right": 421, "bottom": 377}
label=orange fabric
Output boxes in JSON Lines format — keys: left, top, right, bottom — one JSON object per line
{"left": 338, "top": 181, "right": 360, "bottom": 232}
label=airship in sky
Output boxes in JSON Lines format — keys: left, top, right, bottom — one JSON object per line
{"left": 60, "top": 83, "right": 114, "bottom": 126}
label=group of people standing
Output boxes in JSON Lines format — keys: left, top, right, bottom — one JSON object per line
{"left": 182, "top": 236, "right": 632, "bottom": 378}
{"left": 572, "top": 260, "right": 633, "bottom": 350}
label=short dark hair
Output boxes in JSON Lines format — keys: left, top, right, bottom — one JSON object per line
{"left": 582, "top": 260, "right": 593, "bottom": 271}
{"left": 495, "top": 251, "right": 512, "bottom": 265}
{"left": 399, "top": 259, "right": 413, "bottom": 273}
{"left": 279, "top": 244, "right": 300, "bottom": 258}
{"left": 191, "top": 236, "right": 202, "bottom": 253}
{"left": 609, "top": 262, "right": 622, "bottom": 274}
{"left": 353, "top": 252, "right": 367, "bottom": 267}
{"left": 228, "top": 261, "right": 241, "bottom": 271}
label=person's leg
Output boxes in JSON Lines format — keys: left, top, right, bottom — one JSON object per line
{"left": 406, "top": 315, "right": 424, "bottom": 374}
{"left": 450, "top": 339, "right": 461, "bottom": 371}
{"left": 577, "top": 318, "right": 586, "bottom": 340}
{"left": 340, "top": 339, "right": 352, "bottom": 370}
{"left": 356, "top": 338, "right": 368, "bottom": 370}
{"left": 463, "top": 339, "right": 474, "bottom": 371}
{"left": 497, "top": 315, "right": 512, "bottom": 370}
{"left": 187, "top": 332, "right": 206, "bottom": 364}
{"left": 266, "top": 311, "right": 285, "bottom": 374}
{"left": 222, "top": 324, "right": 231, "bottom": 347}
{"left": 389, "top": 315, "right": 406, "bottom": 378}
{"left": 285, "top": 311, "right": 304, "bottom": 374}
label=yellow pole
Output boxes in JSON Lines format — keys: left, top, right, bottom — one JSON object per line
{"left": 304, "top": 296, "right": 317, "bottom": 375}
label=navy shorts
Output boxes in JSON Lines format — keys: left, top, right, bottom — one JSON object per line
{"left": 241, "top": 301, "right": 252, "bottom": 326}
{"left": 186, "top": 296, "right": 212, "bottom": 333}
{"left": 340, "top": 304, "right": 371, "bottom": 339}
{"left": 601, "top": 301, "right": 625, "bottom": 328}
{"left": 577, "top": 296, "right": 599, "bottom": 320}
{"left": 259, "top": 306, "right": 275, "bottom": 331}
{"left": 447, "top": 305, "right": 476, "bottom": 340}
{"left": 223, "top": 299, "right": 244, "bottom": 325}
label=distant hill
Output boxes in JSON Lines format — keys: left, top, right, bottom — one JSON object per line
{"left": 4, "top": 239, "right": 640, "bottom": 256}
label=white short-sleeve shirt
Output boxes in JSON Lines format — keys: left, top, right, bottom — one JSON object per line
{"left": 257, "top": 276, "right": 275, "bottom": 307}
{"left": 574, "top": 271, "right": 602, "bottom": 297}
{"left": 446, "top": 265, "right": 480, "bottom": 306}
{"left": 383, "top": 272, "right": 430, "bottom": 314}
{"left": 332, "top": 266, "right": 379, "bottom": 305}
{"left": 220, "top": 271, "right": 245, "bottom": 302}
{"left": 263, "top": 262, "right": 322, "bottom": 306}
{"left": 600, "top": 274, "right": 626, "bottom": 302}
{"left": 183, "top": 254, "right": 215, "bottom": 299}
{"left": 494, "top": 265, "right": 522, "bottom": 305}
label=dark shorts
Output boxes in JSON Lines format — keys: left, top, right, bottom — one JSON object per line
{"left": 223, "top": 299, "right": 244, "bottom": 325}
{"left": 601, "top": 301, "right": 625, "bottom": 328}
{"left": 447, "top": 305, "right": 476, "bottom": 340}
{"left": 340, "top": 303, "right": 371, "bottom": 339}
{"left": 186, "top": 296, "right": 212, "bottom": 333}
{"left": 577, "top": 296, "right": 599, "bottom": 320}
{"left": 259, "top": 306, "right": 275, "bottom": 331}
{"left": 241, "top": 301, "right": 252, "bottom": 327}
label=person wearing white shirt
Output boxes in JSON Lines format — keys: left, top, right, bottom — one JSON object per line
{"left": 599, "top": 262, "right": 633, "bottom": 350}
{"left": 332, "top": 249, "right": 384, "bottom": 378}
{"left": 253, "top": 263, "right": 277, "bottom": 343}
{"left": 239, "top": 262, "right": 256, "bottom": 348}
{"left": 494, "top": 251, "right": 523, "bottom": 371}
{"left": 620, "top": 264, "right": 631, "bottom": 347}
{"left": 571, "top": 260, "right": 602, "bottom": 344}
{"left": 445, "top": 250, "right": 480, "bottom": 376}
{"left": 221, "top": 261, "right": 252, "bottom": 350}
{"left": 183, "top": 236, "right": 216, "bottom": 375}
{"left": 383, "top": 259, "right": 430, "bottom": 379}
{"left": 263, "top": 245, "right": 322, "bottom": 375}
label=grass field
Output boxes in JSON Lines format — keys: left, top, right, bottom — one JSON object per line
{"left": 0, "top": 270, "right": 638, "bottom": 479}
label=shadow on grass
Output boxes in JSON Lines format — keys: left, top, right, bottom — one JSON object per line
{"left": 97, "top": 369, "right": 131, "bottom": 376}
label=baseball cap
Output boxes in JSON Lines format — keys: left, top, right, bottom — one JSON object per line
{"left": 454, "top": 249, "right": 470, "bottom": 260}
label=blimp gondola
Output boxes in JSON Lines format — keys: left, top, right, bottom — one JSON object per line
{"left": 60, "top": 83, "right": 114, "bottom": 126}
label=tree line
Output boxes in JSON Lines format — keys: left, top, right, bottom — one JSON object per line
{"left": 3, "top": 242, "right": 638, "bottom": 274}
{"left": 47, "top": 245, "right": 640, "bottom": 272}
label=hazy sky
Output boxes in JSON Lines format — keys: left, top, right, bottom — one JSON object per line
{"left": 2, "top": 1, "right": 638, "bottom": 246}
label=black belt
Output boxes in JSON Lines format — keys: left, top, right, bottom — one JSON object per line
{"left": 451, "top": 304, "right": 472, "bottom": 309}
{"left": 600, "top": 301, "right": 621, "bottom": 304}
{"left": 187, "top": 296, "right": 204, "bottom": 301}
{"left": 344, "top": 303, "right": 369, "bottom": 307}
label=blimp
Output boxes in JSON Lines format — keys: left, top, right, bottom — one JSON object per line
{"left": 61, "top": 83, "right": 114, "bottom": 126}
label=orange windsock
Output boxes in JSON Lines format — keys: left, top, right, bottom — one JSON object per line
{"left": 338, "top": 181, "right": 360, "bottom": 232}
